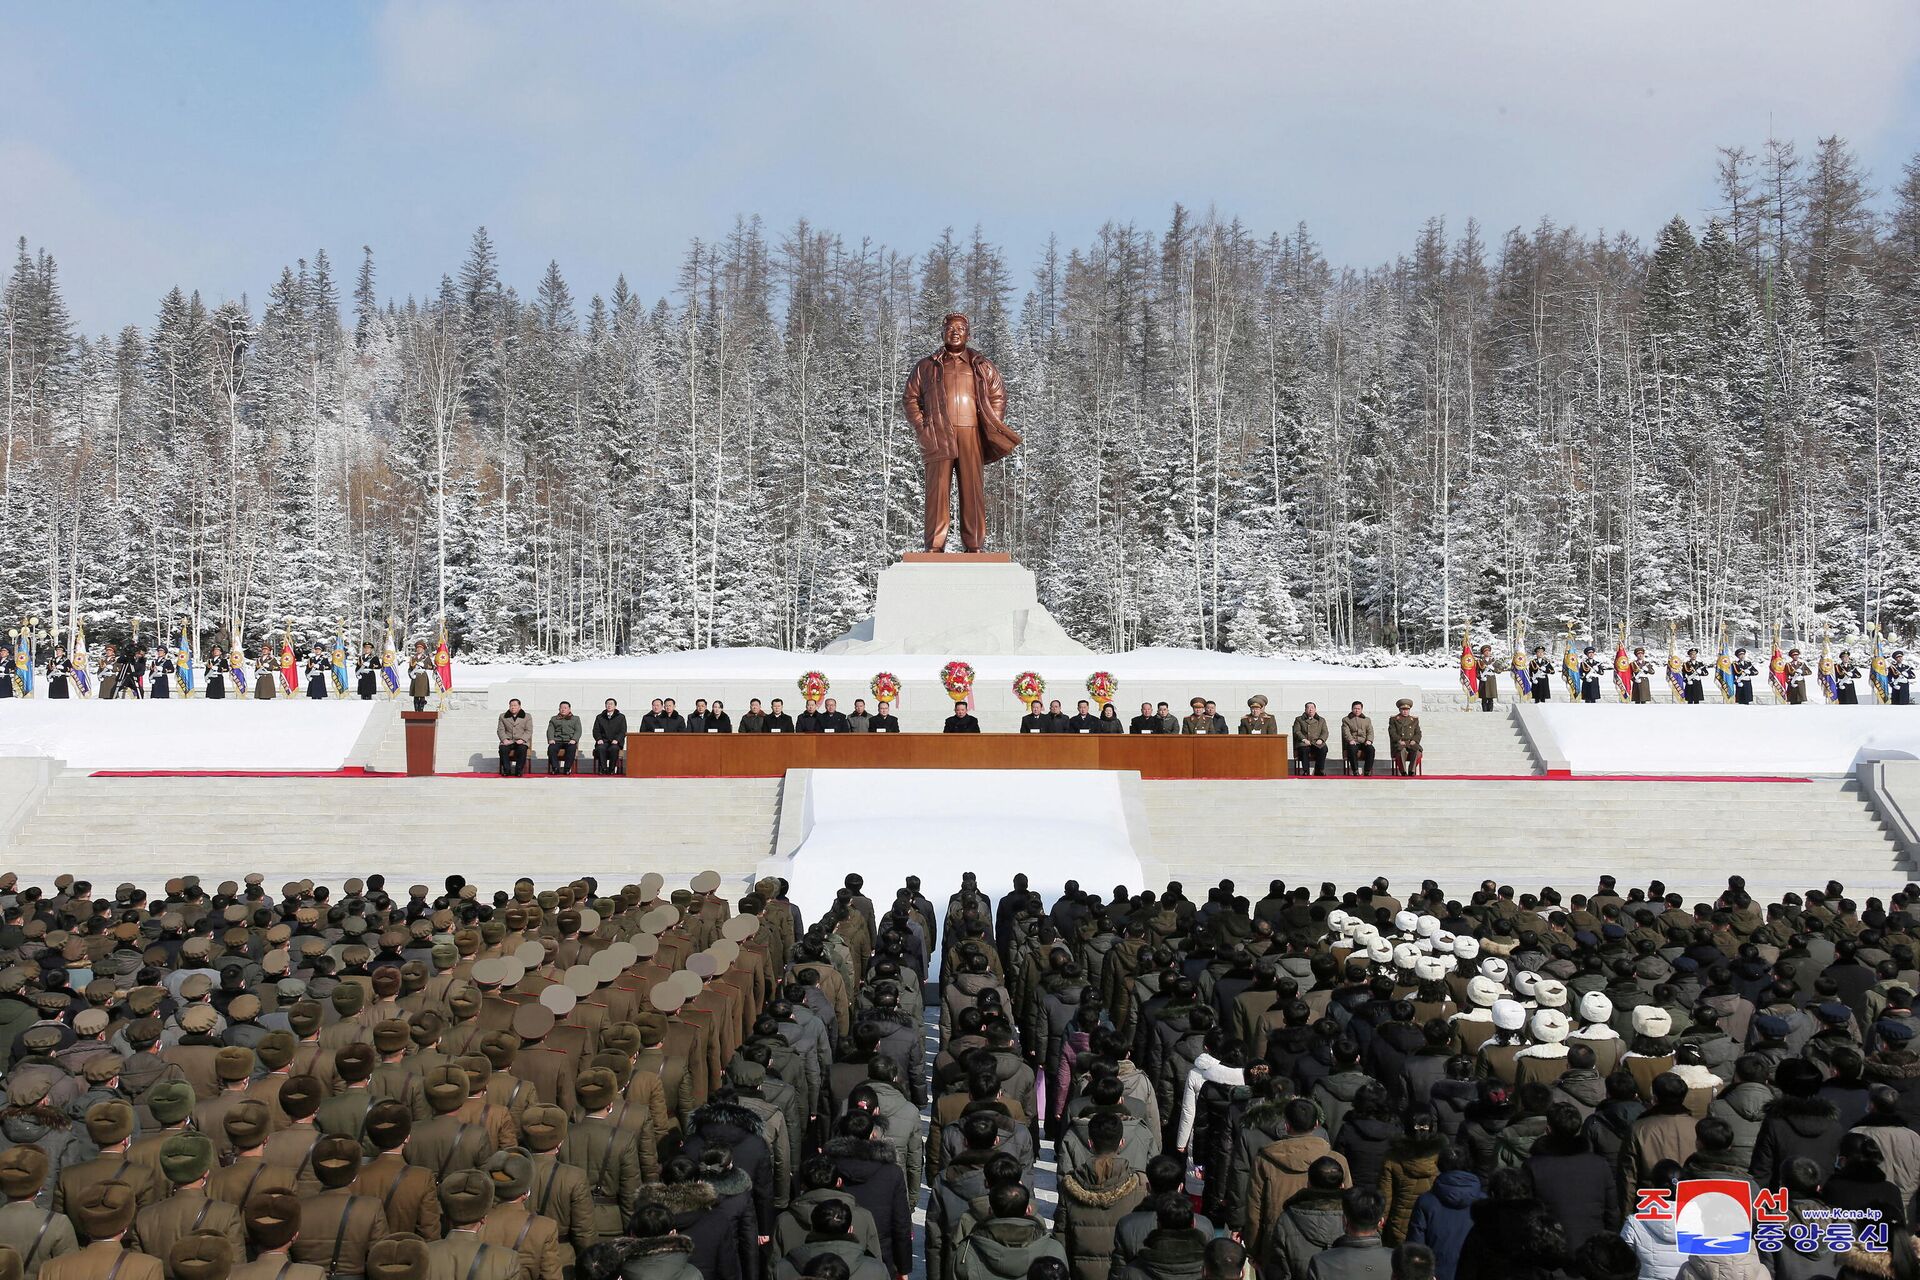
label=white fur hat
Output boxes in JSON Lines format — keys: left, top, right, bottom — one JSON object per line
{"left": 1632, "top": 1005, "right": 1673, "bottom": 1038}
{"left": 1453, "top": 935, "right": 1480, "bottom": 961}
{"left": 1534, "top": 979, "right": 1569, "bottom": 1010}
{"left": 1367, "top": 937, "right": 1394, "bottom": 964}
{"left": 1416, "top": 916, "right": 1442, "bottom": 939}
{"left": 1491, "top": 998, "right": 1526, "bottom": 1032}
{"left": 1467, "top": 976, "right": 1502, "bottom": 1008}
{"left": 1393, "top": 943, "right": 1420, "bottom": 971}
{"left": 1513, "top": 970, "right": 1539, "bottom": 998}
{"left": 1530, "top": 1009, "right": 1571, "bottom": 1043}
{"left": 1415, "top": 937, "right": 1436, "bottom": 954}
{"left": 1394, "top": 910, "right": 1419, "bottom": 935}
{"left": 1326, "top": 910, "right": 1350, "bottom": 935}
{"left": 1414, "top": 957, "right": 1449, "bottom": 983}
{"left": 1479, "top": 957, "right": 1509, "bottom": 984}
{"left": 1352, "top": 923, "right": 1378, "bottom": 945}
{"left": 1578, "top": 991, "right": 1614, "bottom": 1025}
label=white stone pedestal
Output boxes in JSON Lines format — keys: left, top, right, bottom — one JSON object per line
{"left": 820, "top": 556, "right": 1090, "bottom": 656}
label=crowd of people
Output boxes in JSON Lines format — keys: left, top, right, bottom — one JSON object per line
{"left": 491, "top": 697, "right": 1425, "bottom": 777}
{"left": 1, "top": 865, "right": 1918, "bottom": 1280}
{"left": 1465, "top": 643, "right": 1918, "bottom": 710}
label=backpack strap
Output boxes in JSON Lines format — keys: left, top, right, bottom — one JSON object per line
{"left": 326, "top": 1196, "right": 360, "bottom": 1278}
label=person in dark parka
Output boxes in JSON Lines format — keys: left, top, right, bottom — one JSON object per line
{"left": 633, "top": 1156, "right": 755, "bottom": 1280}
{"left": 1750, "top": 1059, "right": 1845, "bottom": 1189}
{"left": 823, "top": 1112, "right": 912, "bottom": 1278}
{"left": 1521, "top": 1104, "right": 1618, "bottom": 1250}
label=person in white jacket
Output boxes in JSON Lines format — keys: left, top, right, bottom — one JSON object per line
{"left": 1619, "top": 1159, "right": 1684, "bottom": 1280}
{"left": 1175, "top": 1034, "right": 1246, "bottom": 1154}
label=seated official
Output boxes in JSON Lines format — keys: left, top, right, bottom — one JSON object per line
{"left": 1129, "top": 701, "right": 1161, "bottom": 734}
{"left": 1045, "top": 699, "right": 1071, "bottom": 732}
{"left": 1181, "top": 696, "right": 1216, "bottom": 734}
{"left": 943, "top": 700, "right": 981, "bottom": 733}
{"left": 1155, "top": 701, "right": 1178, "bottom": 732}
{"left": 1066, "top": 700, "right": 1100, "bottom": 733}
{"left": 1203, "top": 699, "right": 1229, "bottom": 732}
{"left": 637, "top": 698, "right": 672, "bottom": 732}
{"left": 685, "top": 698, "right": 714, "bottom": 732}
{"left": 658, "top": 697, "right": 688, "bottom": 731}
{"left": 846, "top": 699, "right": 872, "bottom": 732}
{"left": 1239, "top": 694, "right": 1278, "bottom": 735}
{"left": 738, "top": 698, "right": 768, "bottom": 732}
{"left": 546, "top": 701, "right": 582, "bottom": 775}
{"left": 764, "top": 698, "right": 796, "bottom": 733}
{"left": 1020, "top": 700, "right": 1051, "bottom": 734}
{"left": 591, "top": 699, "right": 627, "bottom": 774}
{"left": 1388, "top": 698, "right": 1422, "bottom": 775}
{"left": 796, "top": 700, "right": 825, "bottom": 732}
{"left": 497, "top": 699, "right": 533, "bottom": 777}
{"left": 869, "top": 700, "right": 901, "bottom": 732}
{"left": 1292, "top": 702, "right": 1329, "bottom": 775}
{"left": 703, "top": 699, "right": 732, "bottom": 732}
{"left": 1341, "top": 700, "right": 1375, "bottom": 776}
{"left": 1096, "top": 703, "right": 1122, "bottom": 733}
{"left": 819, "top": 698, "right": 851, "bottom": 732}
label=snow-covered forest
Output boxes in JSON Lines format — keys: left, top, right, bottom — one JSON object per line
{"left": 4, "top": 136, "right": 1920, "bottom": 659}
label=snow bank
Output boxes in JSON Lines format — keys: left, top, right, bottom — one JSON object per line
{"left": 777, "top": 769, "right": 1145, "bottom": 927}
{"left": 0, "top": 700, "right": 378, "bottom": 771}
{"left": 1538, "top": 704, "right": 1920, "bottom": 776}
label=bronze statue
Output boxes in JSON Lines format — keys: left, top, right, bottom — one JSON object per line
{"left": 902, "top": 313, "right": 1020, "bottom": 552}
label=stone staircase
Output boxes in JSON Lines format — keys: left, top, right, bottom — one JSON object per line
{"left": 1137, "top": 776, "right": 1912, "bottom": 900}
{"left": 1410, "top": 707, "right": 1538, "bottom": 774}
{"left": 362, "top": 701, "right": 520, "bottom": 773}
{"left": 3, "top": 774, "right": 784, "bottom": 892}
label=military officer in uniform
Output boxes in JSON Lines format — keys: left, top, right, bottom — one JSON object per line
{"left": 1894, "top": 651, "right": 1915, "bottom": 706}
{"left": 288, "top": 1138, "right": 387, "bottom": 1280}
{"left": 1629, "top": 647, "right": 1656, "bottom": 703}
{"left": 227, "top": 1192, "right": 320, "bottom": 1280}
{"left": 57, "top": 1104, "right": 167, "bottom": 1220}
{"left": 1473, "top": 645, "right": 1500, "bottom": 712}
{"left": 1238, "top": 695, "right": 1278, "bottom": 736}
{"left": 1785, "top": 648, "right": 1811, "bottom": 704}
{"left": 42, "top": 1183, "right": 153, "bottom": 1280}
{"left": 1731, "top": 648, "right": 1759, "bottom": 704}
{"left": 353, "top": 1102, "right": 441, "bottom": 1239}
{"left": 0, "top": 1149, "right": 76, "bottom": 1280}
{"left": 1682, "top": 648, "right": 1708, "bottom": 704}
{"left": 1579, "top": 647, "right": 1605, "bottom": 702}
{"left": 128, "top": 1135, "right": 245, "bottom": 1275}
{"left": 474, "top": 1151, "right": 563, "bottom": 1280}
{"left": 1388, "top": 699, "right": 1423, "bottom": 776}
{"left": 1181, "top": 698, "right": 1216, "bottom": 735}
{"left": 426, "top": 1172, "right": 520, "bottom": 1280}
{"left": 559, "top": 1070, "right": 643, "bottom": 1240}
{"left": 1527, "top": 647, "right": 1555, "bottom": 703}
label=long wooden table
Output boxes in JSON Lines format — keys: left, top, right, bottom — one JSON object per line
{"left": 624, "top": 731, "right": 1287, "bottom": 780}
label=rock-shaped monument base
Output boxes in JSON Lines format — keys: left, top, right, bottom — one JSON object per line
{"left": 820, "top": 555, "right": 1090, "bottom": 656}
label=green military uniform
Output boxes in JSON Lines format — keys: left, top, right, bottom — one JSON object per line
{"left": 1388, "top": 702, "right": 1422, "bottom": 775}
{"left": 0, "top": 1147, "right": 79, "bottom": 1280}
{"left": 128, "top": 1135, "right": 246, "bottom": 1280}
{"left": 426, "top": 1172, "right": 520, "bottom": 1280}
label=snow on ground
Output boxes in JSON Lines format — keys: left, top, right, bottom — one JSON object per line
{"left": 777, "top": 769, "right": 1144, "bottom": 928}
{"left": 0, "top": 700, "right": 378, "bottom": 771}
{"left": 1539, "top": 704, "right": 1920, "bottom": 776}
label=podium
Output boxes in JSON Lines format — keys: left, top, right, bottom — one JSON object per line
{"left": 401, "top": 711, "right": 438, "bottom": 776}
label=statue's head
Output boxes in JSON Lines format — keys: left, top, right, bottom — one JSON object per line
{"left": 942, "top": 313, "right": 969, "bottom": 351}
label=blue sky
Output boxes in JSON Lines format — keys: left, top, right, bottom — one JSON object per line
{"left": 6, "top": 0, "right": 1920, "bottom": 334}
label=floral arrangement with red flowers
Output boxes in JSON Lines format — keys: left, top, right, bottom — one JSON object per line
{"left": 870, "top": 671, "right": 901, "bottom": 704}
{"left": 1012, "top": 670, "right": 1045, "bottom": 705}
{"left": 797, "top": 670, "right": 829, "bottom": 702}
{"left": 1086, "top": 670, "right": 1118, "bottom": 706}
{"left": 940, "top": 660, "right": 976, "bottom": 703}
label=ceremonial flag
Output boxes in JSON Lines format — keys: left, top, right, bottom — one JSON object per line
{"left": 1769, "top": 632, "right": 1790, "bottom": 701}
{"left": 1561, "top": 633, "right": 1582, "bottom": 700}
{"left": 1512, "top": 627, "right": 1532, "bottom": 699}
{"left": 12, "top": 626, "right": 32, "bottom": 697}
{"left": 71, "top": 617, "right": 91, "bottom": 697}
{"left": 1459, "top": 631, "right": 1479, "bottom": 700}
{"left": 380, "top": 620, "right": 400, "bottom": 697}
{"left": 1872, "top": 626, "right": 1894, "bottom": 704}
{"left": 279, "top": 624, "right": 299, "bottom": 695}
{"left": 330, "top": 620, "right": 349, "bottom": 696}
{"left": 229, "top": 643, "right": 249, "bottom": 696}
{"left": 1613, "top": 632, "right": 1632, "bottom": 701}
{"left": 175, "top": 620, "right": 194, "bottom": 695}
{"left": 434, "top": 622, "right": 454, "bottom": 694}
{"left": 1716, "top": 628, "right": 1736, "bottom": 701}
{"left": 1666, "top": 624, "right": 1688, "bottom": 700}
{"left": 1819, "top": 634, "right": 1839, "bottom": 703}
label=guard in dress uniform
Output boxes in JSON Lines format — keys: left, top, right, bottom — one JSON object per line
{"left": 1527, "top": 647, "right": 1554, "bottom": 702}
{"left": 93, "top": 645, "right": 117, "bottom": 699}
{"left": 1785, "top": 649, "right": 1811, "bottom": 704}
{"left": 1579, "top": 648, "right": 1604, "bottom": 702}
{"left": 252, "top": 647, "right": 278, "bottom": 700}
{"left": 147, "top": 649, "right": 174, "bottom": 700}
{"left": 1473, "top": 645, "right": 1499, "bottom": 712}
{"left": 1387, "top": 699, "right": 1422, "bottom": 776}
{"left": 355, "top": 644, "right": 379, "bottom": 700}
{"left": 0, "top": 646, "right": 12, "bottom": 699}
{"left": 1732, "top": 649, "right": 1759, "bottom": 704}
{"left": 1682, "top": 649, "right": 1708, "bottom": 704}
{"left": 1835, "top": 650, "right": 1862, "bottom": 704}
{"left": 202, "top": 648, "right": 228, "bottom": 700}
{"left": 406, "top": 643, "right": 434, "bottom": 712}
{"left": 1893, "top": 651, "right": 1915, "bottom": 706}
{"left": 304, "top": 648, "right": 330, "bottom": 700}
{"left": 1629, "top": 648, "right": 1655, "bottom": 703}
{"left": 1238, "top": 695, "right": 1278, "bottom": 735}
{"left": 45, "top": 647, "right": 72, "bottom": 700}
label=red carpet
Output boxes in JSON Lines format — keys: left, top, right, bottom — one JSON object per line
{"left": 84, "top": 768, "right": 1813, "bottom": 783}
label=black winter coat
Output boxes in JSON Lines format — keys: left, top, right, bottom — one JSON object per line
{"left": 1523, "top": 1135, "right": 1620, "bottom": 1245}
{"left": 1750, "top": 1095, "right": 1845, "bottom": 1188}
{"left": 825, "top": 1135, "right": 913, "bottom": 1275}
{"left": 675, "top": 1100, "right": 777, "bottom": 1237}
